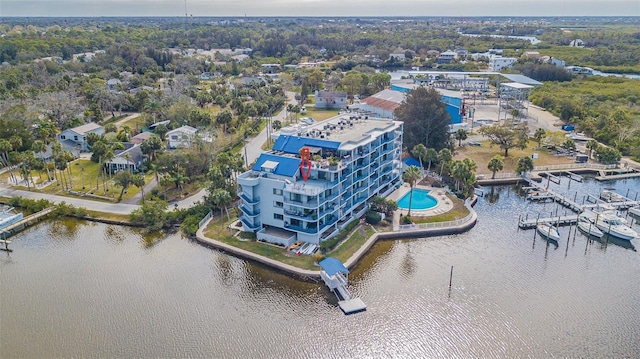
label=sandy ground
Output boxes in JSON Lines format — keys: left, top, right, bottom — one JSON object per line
{"left": 469, "top": 100, "right": 563, "bottom": 133}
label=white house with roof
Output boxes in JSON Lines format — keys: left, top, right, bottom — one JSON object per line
{"left": 57, "top": 122, "right": 104, "bottom": 153}
{"left": 166, "top": 125, "right": 198, "bottom": 149}
{"left": 237, "top": 114, "right": 404, "bottom": 246}
{"left": 489, "top": 56, "right": 517, "bottom": 72}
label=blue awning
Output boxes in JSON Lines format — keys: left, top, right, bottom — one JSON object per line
{"left": 318, "top": 257, "right": 349, "bottom": 276}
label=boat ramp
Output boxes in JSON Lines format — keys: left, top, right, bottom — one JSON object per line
{"left": 318, "top": 257, "right": 366, "bottom": 314}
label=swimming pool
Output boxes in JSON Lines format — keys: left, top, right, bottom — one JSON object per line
{"left": 397, "top": 188, "right": 438, "bottom": 210}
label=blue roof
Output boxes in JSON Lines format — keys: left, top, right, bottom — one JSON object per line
{"left": 273, "top": 135, "right": 341, "bottom": 155}
{"left": 318, "top": 257, "right": 349, "bottom": 276}
{"left": 403, "top": 157, "right": 422, "bottom": 168}
{"left": 252, "top": 153, "right": 300, "bottom": 177}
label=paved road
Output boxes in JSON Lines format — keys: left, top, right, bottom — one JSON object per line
{"left": 0, "top": 186, "right": 139, "bottom": 215}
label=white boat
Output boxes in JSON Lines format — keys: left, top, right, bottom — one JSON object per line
{"left": 629, "top": 207, "right": 640, "bottom": 218}
{"left": 577, "top": 215, "right": 604, "bottom": 238}
{"left": 593, "top": 212, "right": 638, "bottom": 241}
{"left": 536, "top": 224, "right": 561, "bottom": 241}
{"left": 600, "top": 190, "right": 624, "bottom": 203}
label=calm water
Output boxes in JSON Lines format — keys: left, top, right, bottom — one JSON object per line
{"left": 397, "top": 188, "right": 438, "bottom": 210}
{"left": 2, "top": 177, "right": 640, "bottom": 358}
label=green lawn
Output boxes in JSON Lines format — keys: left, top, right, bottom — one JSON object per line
{"left": 302, "top": 108, "right": 340, "bottom": 122}
{"left": 4, "top": 159, "right": 153, "bottom": 203}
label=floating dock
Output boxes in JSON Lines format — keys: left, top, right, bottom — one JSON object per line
{"left": 318, "top": 257, "right": 366, "bottom": 314}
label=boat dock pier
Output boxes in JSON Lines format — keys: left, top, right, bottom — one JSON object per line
{"left": 318, "top": 257, "right": 366, "bottom": 314}
{"left": 520, "top": 176, "right": 640, "bottom": 229}
{"left": 523, "top": 178, "right": 584, "bottom": 212}
{"left": 519, "top": 214, "right": 579, "bottom": 229}
{"left": 0, "top": 207, "right": 56, "bottom": 252}
{"left": 595, "top": 168, "right": 640, "bottom": 181}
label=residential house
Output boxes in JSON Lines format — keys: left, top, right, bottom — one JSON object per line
{"left": 106, "top": 78, "right": 122, "bottom": 92}
{"left": 315, "top": 91, "right": 347, "bottom": 109}
{"left": 105, "top": 143, "right": 145, "bottom": 174}
{"left": 131, "top": 132, "right": 154, "bottom": 145}
{"left": 260, "top": 64, "right": 281, "bottom": 74}
{"left": 237, "top": 114, "right": 404, "bottom": 246}
{"left": 488, "top": 56, "right": 517, "bottom": 71}
{"left": 523, "top": 51, "right": 541, "bottom": 59}
{"left": 437, "top": 50, "right": 457, "bottom": 64}
{"left": 454, "top": 49, "right": 468, "bottom": 59}
{"left": 166, "top": 125, "right": 198, "bottom": 149}
{"left": 388, "top": 53, "right": 406, "bottom": 62}
{"left": 569, "top": 39, "right": 585, "bottom": 48}
{"left": 57, "top": 122, "right": 104, "bottom": 153}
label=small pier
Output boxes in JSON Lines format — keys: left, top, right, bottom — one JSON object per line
{"left": 0, "top": 207, "right": 56, "bottom": 251}
{"left": 523, "top": 178, "right": 583, "bottom": 212}
{"left": 519, "top": 214, "right": 579, "bottom": 229}
{"left": 595, "top": 169, "right": 640, "bottom": 181}
{"left": 319, "top": 257, "right": 366, "bottom": 314}
{"left": 564, "top": 171, "right": 583, "bottom": 182}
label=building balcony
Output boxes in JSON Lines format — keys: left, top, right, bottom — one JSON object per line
{"left": 237, "top": 171, "right": 261, "bottom": 186}
{"left": 238, "top": 192, "right": 260, "bottom": 205}
{"left": 239, "top": 205, "right": 260, "bottom": 217}
{"left": 284, "top": 222, "right": 318, "bottom": 234}
{"left": 239, "top": 215, "right": 261, "bottom": 231}
{"left": 283, "top": 196, "right": 319, "bottom": 208}
{"left": 284, "top": 209, "right": 317, "bottom": 220}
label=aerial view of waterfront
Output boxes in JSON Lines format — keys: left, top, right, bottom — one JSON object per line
{"left": 2, "top": 176, "right": 639, "bottom": 358}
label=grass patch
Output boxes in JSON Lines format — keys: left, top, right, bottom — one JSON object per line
{"left": 411, "top": 194, "right": 470, "bottom": 224}
{"left": 330, "top": 224, "right": 376, "bottom": 263}
{"left": 83, "top": 210, "right": 133, "bottom": 222}
{"left": 454, "top": 140, "right": 577, "bottom": 175}
{"left": 118, "top": 115, "right": 146, "bottom": 132}
{"left": 303, "top": 108, "right": 340, "bottom": 122}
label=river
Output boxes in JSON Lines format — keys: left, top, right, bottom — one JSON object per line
{"left": 2, "top": 177, "right": 640, "bottom": 358}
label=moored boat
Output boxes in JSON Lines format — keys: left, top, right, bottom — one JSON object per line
{"left": 577, "top": 215, "right": 604, "bottom": 238}
{"left": 629, "top": 206, "right": 640, "bottom": 218}
{"left": 593, "top": 212, "right": 638, "bottom": 241}
{"left": 536, "top": 223, "right": 561, "bottom": 241}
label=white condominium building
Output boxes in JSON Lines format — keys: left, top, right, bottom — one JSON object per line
{"left": 237, "top": 114, "right": 404, "bottom": 246}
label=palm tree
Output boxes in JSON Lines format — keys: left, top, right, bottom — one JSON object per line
{"left": 113, "top": 170, "right": 134, "bottom": 202}
{"left": 454, "top": 128, "right": 468, "bottom": 147}
{"left": 210, "top": 188, "right": 233, "bottom": 222}
{"left": 0, "top": 139, "right": 17, "bottom": 183}
{"left": 132, "top": 174, "right": 146, "bottom": 204}
{"left": 32, "top": 140, "right": 52, "bottom": 181}
{"left": 437, "top": 148, "right": 452, "bottom": 177}
{"left": 402, "top": 165, "right": 422, "bottom": 218}
{"left": 425, "top": 148, "right": 438, "bottom": 173}
{"left": 533, "top": 128, "right": 546, "bottom": 148}
{"left": 487, "top": 155, "right": 504, "bottom": 179}
{"left": 586, "top": 139, "right": 599, "bottom": 158}
{"left": 412, "top": 144, "right": 427, "bottom": 171}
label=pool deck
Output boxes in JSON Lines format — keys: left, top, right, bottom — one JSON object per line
{"left": 387, "top": 184, "right": 454, "bottom": 225}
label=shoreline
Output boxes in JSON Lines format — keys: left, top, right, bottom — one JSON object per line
{"left": 194, "top": 197, "right": 478, "bottom": 281}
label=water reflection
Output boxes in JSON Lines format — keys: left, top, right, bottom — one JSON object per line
{"left": 2, "top": 177, "right": 640, "bottom": 358}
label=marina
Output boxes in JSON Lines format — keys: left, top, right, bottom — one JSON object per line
{"left": 519, "top": 176, "right": 640, "bottom": 229}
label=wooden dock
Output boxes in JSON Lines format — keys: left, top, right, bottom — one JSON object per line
{"left": 519, "top": 215, "right": 579, "bottom": 229}
{"left": 596, "top": 171, "right": 640, "bottom": 181}
{"left": 523, "top": 178, "right": 584, "bottom": 212}
{"left": 0, "top": 207, "right": 56, "bottom": 251}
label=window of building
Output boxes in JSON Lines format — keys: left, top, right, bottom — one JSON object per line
{"left": 273, "top": 188, "right": 283, "bottom": 195}
{"left": 274, "top": 213, "right": 283, "bottom": 220}
{"left": 274, "top": 201, "right": 283, "bottom": 208}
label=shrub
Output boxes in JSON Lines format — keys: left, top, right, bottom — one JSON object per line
{"left": 365, "top": 210, "right": 382, "bottom": 225}
{"left": 401, "top": 215, "right": 412, "bottom": 224}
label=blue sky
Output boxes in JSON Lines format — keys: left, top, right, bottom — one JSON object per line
{"left": 1, "top": 0, "right": 639, "bottom": 17}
